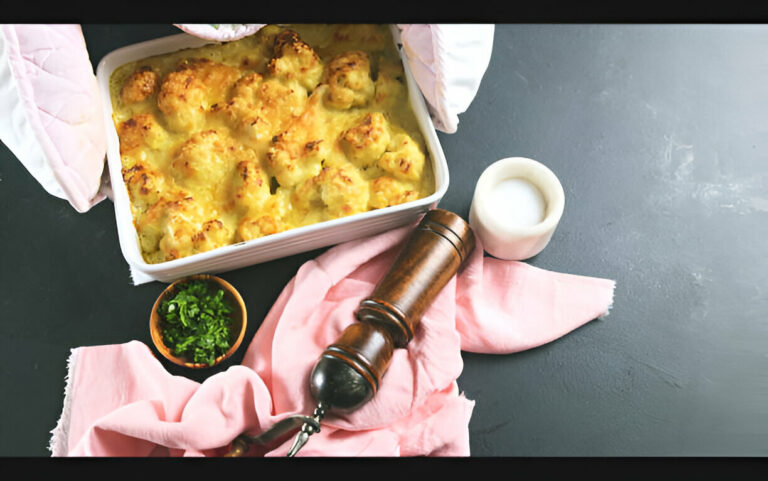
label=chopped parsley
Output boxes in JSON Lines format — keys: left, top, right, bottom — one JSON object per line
{"left": 158, "top": 279, "right": 235, "bottom": 366}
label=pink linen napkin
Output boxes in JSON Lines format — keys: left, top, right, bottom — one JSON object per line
{"left": 49, "top": 223, "right": 615, "bottom": 457}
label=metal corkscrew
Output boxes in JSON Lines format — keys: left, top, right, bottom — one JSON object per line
{"left": 226, "top": 209, "right": 475, "bottom": 457}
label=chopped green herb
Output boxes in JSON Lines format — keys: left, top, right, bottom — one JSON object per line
{"left": 158, "top": 279, "right": 235, "bottom": 366}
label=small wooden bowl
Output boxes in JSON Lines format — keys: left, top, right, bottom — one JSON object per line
{"left": 149, "top": 274, "right": 247, "bottom": 369}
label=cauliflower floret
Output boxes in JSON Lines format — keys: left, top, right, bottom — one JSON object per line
{"left": 214, "top": 73, "right": 307, "bottom": 145}
{"left": 267, "top": 136, "right": 325, "bottom": 188}
{"left": 340, "top": 112, "right": 391, "bottom": 168}
{"left": 136, "top": 215, "right": 167, "bottom": 263}
{"left": 137, "top": 193, "right": 232, "bottom": 261}
{"left": 117, "top": 113, "right": 168, "bottom": 155}
{"left": 293, "top": 166, "right": 369, "bottom": 220}
{"left": 191, "top": 219, "right": 232, "bottom": 255}
{"left": 121, "top": 161, "right": 166, "bottom": 211}
{"left": 377, "top": 131, "right": 425, "bottom": 182}
{"left": 265, "top": 89, "right": 328, "bottom": 187}
{"left": 267, "top": 29, "right": 324, "bottom": 91}
{"left": 323, "top": 51, "right": 375, "bottom": 110}
{"left": 372, "top": 58, "right": 406, "bottom": 111}
{"left": 157, "top": 58, "right": 240, "bottom": 132}
{"left": 369, "top": 176, "right": 419, "bottom": 209}
{"left": 120, "top": 66, "right": 159, "bottom": 105}
{"left": 171, "top": 129, "right": 247, "bottom": 188}
{"left": 136, "top": 194, "right": 202, "bottom": 261}
{"left": 231, "top": 159, "right": 271, "bottom": 212}
{"left": 291, "top": 172, "right": 323, "bottom": 215}
{"left": 318, "top": 166, "right": 370, "bottom": 218}
{"left": 242, "top": 76, "right": 307, "bottom": 122}
{"left": 236, "top": 214, "right": 285, "bottom": 241}
{"left": 236, "top": 190, "right": 291, "bottom": 241}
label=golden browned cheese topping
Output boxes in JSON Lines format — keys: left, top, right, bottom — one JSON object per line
{"left": 109, "top": 24, "right": 435, "bottom": 264}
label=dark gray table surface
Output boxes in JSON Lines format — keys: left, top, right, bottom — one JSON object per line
{"left": 1, "top": 24, "right": 767, "bottom": 458}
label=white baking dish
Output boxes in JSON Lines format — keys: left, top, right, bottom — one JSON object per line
{"left": 96, "top": 26, "right": 449, "bottom": 283}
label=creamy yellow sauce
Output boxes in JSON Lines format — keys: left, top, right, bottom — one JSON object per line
{"left": 110, "top": 24, "right": 434, "bottom": 264}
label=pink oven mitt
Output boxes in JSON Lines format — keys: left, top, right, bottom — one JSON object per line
{"left": 0, "top": 24, "right": 107, "bottom": 213}
{"left": 49, "top": 222, "right": 615, "bottom": 457}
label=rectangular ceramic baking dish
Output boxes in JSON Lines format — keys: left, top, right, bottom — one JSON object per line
{"left": 96, "top": 26, "right": 449, "bottom": 283}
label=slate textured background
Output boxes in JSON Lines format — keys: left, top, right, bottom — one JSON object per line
{"left": 1, "top": 24, "right": 766, "bottom": 457}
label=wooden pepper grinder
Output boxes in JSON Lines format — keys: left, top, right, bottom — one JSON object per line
{"left": 286, "top": 208, "right": 475, "bottom": 456}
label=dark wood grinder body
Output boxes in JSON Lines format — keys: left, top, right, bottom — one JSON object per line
{"left": 309, "top": 208, "right": 476, "bottom": 412}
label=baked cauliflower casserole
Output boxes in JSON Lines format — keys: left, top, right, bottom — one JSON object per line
{"left": 110, "top": 24, "right": 435, "bottom": 264}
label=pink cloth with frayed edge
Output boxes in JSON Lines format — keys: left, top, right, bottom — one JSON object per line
{"left": 50, "top": 224, "right": 615, "bottom": 457}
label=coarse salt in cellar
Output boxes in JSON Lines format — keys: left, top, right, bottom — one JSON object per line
{"left": 487, "top": 177, "right": 546, "bottom": 228}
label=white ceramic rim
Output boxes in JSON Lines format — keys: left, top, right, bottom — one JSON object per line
{"left": 473, "top": 156, "right": 565, "bottom": 238}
